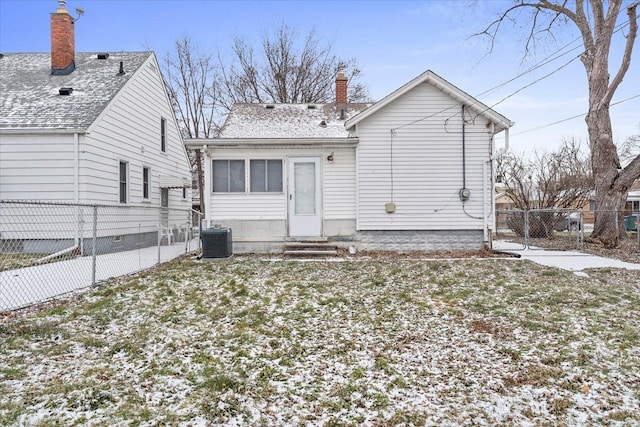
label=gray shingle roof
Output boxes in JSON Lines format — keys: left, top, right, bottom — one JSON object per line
{"left": 218, "top": 103, "right": 371, "bottom": 139}
{"left": 0, "top": 52, "right": 151, "bottom": 130}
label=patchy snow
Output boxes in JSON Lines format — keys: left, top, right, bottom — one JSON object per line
{"left": 0, "top": 239, "right": 198, "bottom": 311}
{"left": 218, "top": 103, "right": 370, "bottom": 138}
{"left": 1, "top": 256, "right": 639, "bottom": 425}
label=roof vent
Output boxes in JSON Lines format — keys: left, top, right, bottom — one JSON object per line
{"left": 307, "top": 104, "right": 316, "bottom": 110}
{"left": 97, "top": 53, "right": 109, "bottom": 60}
{"left": 59, "top": 87, "right": 73, "bottom": 95}
{"left": 319, "top": 120, "right": 327, "bottom": 128}
{"left": 265, "top": 104, "right": 275, "bottom": 110}
{"left": 117, "top": 61, "right": 125, "bottom": 75}
{"left": 0, "top": 53, "right": 4, "bottom": 59}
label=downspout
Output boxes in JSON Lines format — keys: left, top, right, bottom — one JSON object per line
{"left": 202, "top": 144, "right": 211, "bottom": 229}
{"left": 459, "top": 106, "right": 470, "bottom": 202}
{"left": 484, "top": 125, "right": 511, "bottom": 246}
{"left": 74, "top": 132, "right": 81, "bottom": 252}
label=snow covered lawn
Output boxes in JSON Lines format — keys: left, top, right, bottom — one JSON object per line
{"left": 1, "top": 256, "right": 639, "bottom": 426}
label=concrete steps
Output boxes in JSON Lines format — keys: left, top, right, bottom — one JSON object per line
{"left": 283, "top": 241, "right": 339, "bottom": 257}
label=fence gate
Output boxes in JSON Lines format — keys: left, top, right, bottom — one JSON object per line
{"left": 493, "top": 209, "right": 526, "bottom": 251}
{"left": 493, "top": 209, "right": 583, "bottom": 252}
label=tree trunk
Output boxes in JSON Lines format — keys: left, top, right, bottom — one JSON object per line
{"left": 587, "top": 97, "right": 629, "bottom": 247}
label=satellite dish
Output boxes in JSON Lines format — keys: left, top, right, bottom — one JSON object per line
{"left": 74, "top": 6, "right": 84, "bottom": 22}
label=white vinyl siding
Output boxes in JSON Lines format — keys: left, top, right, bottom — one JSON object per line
{"left": 81, "top": 55, "right": 191, "bottom": 210}
{"left": 356, "top": 82, "right": 492, "bottom": 230}
{"left": 207, "top": 147, "right": 356, "bottom": 223}
{"left": 0, "top": 134, "right": 75, "bottom": 201}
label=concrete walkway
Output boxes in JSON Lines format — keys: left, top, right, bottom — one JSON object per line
{"left": 1, "top": 239, "right": 199, "bottom": 311}
{"left": 517, "top": 249, "right": 640, "bottom": 273}
{"left": 495, "top": 240, "right": 640, "bottom": 274}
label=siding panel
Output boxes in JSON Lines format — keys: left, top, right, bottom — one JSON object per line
{"left": 356, "top": 82, "right": 493, "bottom": 230}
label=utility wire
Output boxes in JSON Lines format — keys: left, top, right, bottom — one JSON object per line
{"left": 511, "top": 93, "right": 640, "bottom": 136}
{"left": 391, "top": 19, "right": 633, "bottom": 133}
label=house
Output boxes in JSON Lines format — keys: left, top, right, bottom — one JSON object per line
{"left": 186, "top": 70, "right": 513, "bottom": 253}
{"left": 0, "top": 3, "right": 192, "bottom": 253}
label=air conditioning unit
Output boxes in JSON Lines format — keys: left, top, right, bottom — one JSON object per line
{"left": 201, "top": 227, "right": 232, "bottom": 258}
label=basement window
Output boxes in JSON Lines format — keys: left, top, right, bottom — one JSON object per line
{"left": 59, "top": 87, "right": 73, "bottom": 95}
{"left": 265, "top": 104, "right": 275, "bottom": 110}
{"left": 307, "top": 105, "right": 316, "bottom": 109}
{"left": 97, "top": 53, "right": 110, "bottom": 59}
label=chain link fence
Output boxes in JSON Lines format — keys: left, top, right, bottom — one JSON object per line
{"left": 0, "top": 200, "right": 202, "bottom": 311}
{"left": 494, "top": 208, "right": 640, "bottom": 251}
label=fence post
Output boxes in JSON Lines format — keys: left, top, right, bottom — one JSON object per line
{"left": 91, "top": 205, "right": 97, "bottom": 286}
{"left": 157, "top": 209, "right": 162, "bottom": 265}
{"left": 524, "top": 209, "right": 529, "bottom": 249}
{"left": 637, "top": 214, "right": 639, "bottom": 250}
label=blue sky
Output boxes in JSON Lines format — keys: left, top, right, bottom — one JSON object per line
{"left": 1, "top": 0, "right": 638, "bottom": 154}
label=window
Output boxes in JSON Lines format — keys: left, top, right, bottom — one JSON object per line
{"left": 589, "top": 200, "right": 596, "bottom": 211}
{"left": 250, "top": 160, "right": 283, "bottom": 192}
{"left": 182, "top": 187, "right": 187, "bottom": 199}
{"left": 119, "top": 161, "right": 128, "bottom": 203}
{"left": 213, "top": 160, "right": 245, "bottom": 192}
{"left": 161, "top": 188, "right": 169, "bottom": 207}
{"left": 143, "top": 167, "right": 150, "bottom": 199}
{"left": 160, "top": 118, "right": 166, "bottom": 152}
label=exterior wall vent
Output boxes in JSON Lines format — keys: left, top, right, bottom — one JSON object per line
{"left": 97, "top": 53, "right": 109, "bottom": 59}
{"left": 265, "top": 104, "right": 275, "bottom": 109}
{"left": 58, "top": 87, "right": 73, "bottom": 95}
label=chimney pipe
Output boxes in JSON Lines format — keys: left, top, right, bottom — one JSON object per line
{"left": 50, "top": 0, "right": 75, "bottom": 75}
{"left": 335, "top": 72, "right": 347, "bottom": 119}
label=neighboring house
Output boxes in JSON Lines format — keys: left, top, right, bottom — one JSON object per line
{"left": 187, "top": 70, "right": 513, "bottom": 253}
{"left": 0, "top": 3, "right": 191, "bottom": 253}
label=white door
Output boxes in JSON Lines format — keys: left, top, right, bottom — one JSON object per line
{"left": 288, "top": 157, "right": 322, "bottom": 237}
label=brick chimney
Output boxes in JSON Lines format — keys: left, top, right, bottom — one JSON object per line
{"left": 335, "top": 72, "right": 347, "bottom": 119}
{"left": 51, "top": 1, "right": 75, "bottom": 75}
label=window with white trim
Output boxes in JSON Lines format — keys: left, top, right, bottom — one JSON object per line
{"left": 213, "top": 160, "right": 245, "bottom": 192}
{"left": 119, "top": 161, "right": 128, "bottom": 203}
{"left": 143, "top": 167, "right": 150, "bottom": 199}
{"left": 250, "top": 159, "right": 283, "bottom": 192}
{"left": 160, "top": 117, "right": 166, "bottom": 152}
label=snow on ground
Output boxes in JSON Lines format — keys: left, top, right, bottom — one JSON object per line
{"left": 1, "top": 255, "right": 639, "bottom": 426}
{"left": 0, "top": 239, "right": 198, "bottom": 311}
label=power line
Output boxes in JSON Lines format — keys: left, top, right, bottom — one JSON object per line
{"left": 511, "top": 94, "right": 640, "bottom": 136}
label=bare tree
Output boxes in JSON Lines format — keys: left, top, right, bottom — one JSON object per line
{"left": 498, "top": 139, "right": 593, "bottom": 236}
{"left": 480, "top": 0, "right": 638, "bottom": 248}
{"left": 162, "top": 38, "right": 221, "bottom": 215}
{"left": 619, "top": 123, "right": 640, "bottom": 167}
{"left": 219, "top": 24, "right": 369, "bottom": 110}
{"left": 498, "top": 139, "right": 593, "bottom": 209}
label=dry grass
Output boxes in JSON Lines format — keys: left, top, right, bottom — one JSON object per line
{"left": 1, "top": 255, "right": 639, "bottom": 426}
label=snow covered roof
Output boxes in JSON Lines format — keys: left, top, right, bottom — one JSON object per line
{"left": 218, "top": 103, "right": 371, "bottom": 139}
{"left": 0, "top": 52, "right": 152, "bottom": 130}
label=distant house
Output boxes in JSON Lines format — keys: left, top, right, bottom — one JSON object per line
{"left": 187, "top": 70, "right": 513, "bottom": 253}
{"left": 0, "top": 3, "right": 192, "bottom": 252}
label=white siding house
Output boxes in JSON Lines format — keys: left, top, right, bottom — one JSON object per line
{"left": 187, "top": 71, "right": 512, "bottom": 253}
{"left": 0, "top": 5, "right": 191, "bottom": 252}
